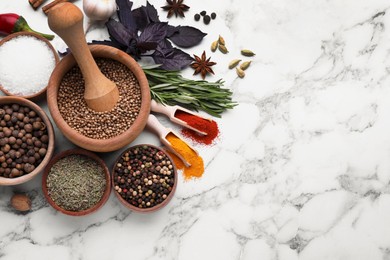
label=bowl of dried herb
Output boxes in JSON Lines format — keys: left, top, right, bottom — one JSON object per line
{"left": 42, "top": 148, "right": 111, "bottom": 216}
{"left": 112, "top": 144, "right": 177, "bottom": 213}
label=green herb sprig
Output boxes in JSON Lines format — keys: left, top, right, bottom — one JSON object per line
{"left": 143, "top": 65, "right": 237, "bottom": 117}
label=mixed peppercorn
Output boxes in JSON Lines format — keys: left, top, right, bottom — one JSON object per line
{"left": 113, "top": 145, "right": 175, "bottom": 209}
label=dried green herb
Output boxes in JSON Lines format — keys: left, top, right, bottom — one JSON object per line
{"left": 46, "top": 155, "right": 106, "bottom": 212}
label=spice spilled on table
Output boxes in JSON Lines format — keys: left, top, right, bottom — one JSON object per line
{"left": 166, "top": 133, "right": 204, "bottom": 180}
{"left": 174, "top": 110, "right": 219, "bottom": 145}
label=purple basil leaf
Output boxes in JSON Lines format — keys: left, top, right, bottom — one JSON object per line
{"left": 166, "top": 25, "right": 179, "bottom": 38}
{"left": 126, "top": 39, "right": 141, "bottom": 59}
{"left": 152, "top": 48, "right": 194, "bottom": 70}
{"left": 156, "top": 38, "right": 173, "bottom": 53}
{"left": 138, "top": 22, "right": 168, "bottom": 44}
{"left": 146, "top": 1, "right": 159, "bottom": 23}
{"left": 106, "top": 19, "right": 133, "bottom": 47}
{"left": 116, "top": 0, "right": 137, "bottom": 33}
{"left": 168, "top": 26, "right": 207, "bottom": 48}
{"left": 132, "top": 6, "right": 149, "bottom": 31}
{"left": 137, "top": 41, "right": 158, "bottom": 53}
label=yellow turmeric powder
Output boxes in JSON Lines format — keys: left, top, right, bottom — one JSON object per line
{"left": 166, "top": 133, "right": 204, "bottom": 180}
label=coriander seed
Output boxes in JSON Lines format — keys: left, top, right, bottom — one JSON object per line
{"left": 57, "top": 58, "right": 142, "bottom": 140}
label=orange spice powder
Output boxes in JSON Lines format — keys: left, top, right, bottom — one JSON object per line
{"left": 166, "top": 133, "right": 204, "bottom": 180}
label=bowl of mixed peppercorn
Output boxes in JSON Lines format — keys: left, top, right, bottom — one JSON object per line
{"left": 112, "top": 144, "right": 177, "bottom": 213}
{"left": 0, "top": 96, "right": 55, "bottom": 186}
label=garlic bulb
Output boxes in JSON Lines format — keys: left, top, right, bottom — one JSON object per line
{"left": 83, "top": 0, "right": 117, "bottom": 21}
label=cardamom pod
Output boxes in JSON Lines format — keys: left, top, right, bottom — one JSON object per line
{"left": 236, "top": 67, "right": 245, "bottom": 78}
{"left": 218, "top": 35, "right": 226, "bottom": 46}
{"left": 241, "top": 49, "right": 256, "bottom": 57}
{"left": 218, "top": 44, "right": 229, "bottom": 54}
{"left": 240, "top": 61, "right": 251, "bottom": 70}
{"left": 211, "top": 41, "right": 218, "bottom": 52}
{"left": 228, "top": 59, "right": 241, "bottom": 69}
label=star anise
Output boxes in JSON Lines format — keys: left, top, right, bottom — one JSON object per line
{"left": 191, "top": 51, "right": 217, "bottom": 79}
{"left": 161, "top": 0, "right": 190, "bottom": 18}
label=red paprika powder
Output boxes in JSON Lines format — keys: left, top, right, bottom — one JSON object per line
{"left": 175, "top": 110, "right": 219, "bottom": 145}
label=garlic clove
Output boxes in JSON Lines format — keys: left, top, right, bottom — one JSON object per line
{"left": 83, "top": 0, "right": 117, "bottom": 22}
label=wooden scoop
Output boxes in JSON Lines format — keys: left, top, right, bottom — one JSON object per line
{"left": 47, "top": 2, "right": 119, "bottom": 112}
{"left": 150, "top": 100, "right": 210, "bottom": 135}
{"left": 147, "top": 114, "right": 199, "bottom": 167}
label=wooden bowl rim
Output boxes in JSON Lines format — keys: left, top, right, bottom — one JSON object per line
{"left": 111, "top": 144, "right": 177, "bottom": 213}
{"left": 0, "top": 96, "right": 56, "bottom": 186}
{"left": 42, "top": 148, "right": 111, "bottom": 216}
{"left": 0, "top": 32, "right": 60, "bottom": 99}
{"left": 46, "top": 44, "right": 151, "bottom": 152}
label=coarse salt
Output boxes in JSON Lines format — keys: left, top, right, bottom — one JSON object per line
{"left": 0, "top": 35, "right": 56, "bottom": 96}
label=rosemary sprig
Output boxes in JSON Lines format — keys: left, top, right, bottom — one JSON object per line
{"left": 142, "top": 65, "right": 237, "bottom": 117}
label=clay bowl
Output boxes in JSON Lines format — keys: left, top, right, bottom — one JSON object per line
{"left": 42, "top": 148, "right": 111, "bottom": 216}
{"left": 47, "top": 44, "right": 151, "bottom": 153}
{"left": 0, "top": 32, "right": 60, "bottom": 100}
{"left": 0, "top": 96, "right": 55, "bottom": 186}
{"left": 112, "top": 144, "right": 177, "bottom": 213}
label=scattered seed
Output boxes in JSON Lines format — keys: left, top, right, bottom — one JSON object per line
{"left": 211, "top": 41, "right": 218, "bottom": 52}
{"left": 194, "top": 13, "right": 200, "bottom": 21}
{"left": 236, "top": 67, "right": 245, "bottom": 78}
{"left": 228, "top": 59, "right": 241, "bottom": 69}
{"left": 218, "top": 35, "right": 226, "bottom": 46}
{"left": 218, "top": 44, "right": 228, "bottom": 54}
{"left": 240, "top": 61, "right": 251, "bottom": 70}
{"left": 203, "top": 15, "right": 211, "bottom": 25}
{"left": 211, "top": 12, "right": 216, "bottom": 19}
{"left": 241, "top": 49, "right": 256, "bottom": 57}
{"left": 200, "top": 10, "right": 207, "bottom": 16}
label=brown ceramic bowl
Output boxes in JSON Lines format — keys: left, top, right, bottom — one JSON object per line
{"left": 42, "top": 148, "right": 111, "bottom": 216}
{"left": 0, "top": 96, "right": 55, "bottom": 186}
{"left": 46, "top": 44, "right": 151, "bottom": 152}
{"left": 0, "top": 32, "right": 60, "bottom": 100}
{"left": 112, "top": 144, "right": 177, "bottom": 213}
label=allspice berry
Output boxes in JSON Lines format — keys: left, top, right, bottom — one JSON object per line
{"left": 10, "top": 193, "right": 31, "bottom": 212}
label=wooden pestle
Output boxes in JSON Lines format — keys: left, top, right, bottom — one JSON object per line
{"left": 47, "top": 2, "right": 119, "bottom": 112}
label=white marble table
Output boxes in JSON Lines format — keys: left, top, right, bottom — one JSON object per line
{"left": 2, "top": 0, "right": 390, "bottom": 259}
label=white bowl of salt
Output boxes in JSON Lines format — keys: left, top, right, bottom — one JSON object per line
{"left": 0, "top": 32, "right": 59, "bottom": 99}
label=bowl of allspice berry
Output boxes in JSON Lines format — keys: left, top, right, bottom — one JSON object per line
{"left": 112, "top": 144, "right": 177, "bottom": 213}
{"left": 0, "top": 96, "right": 55, "bottom": 186}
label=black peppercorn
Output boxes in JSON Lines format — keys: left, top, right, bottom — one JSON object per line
{"left": 194, "top": 13, "right": 200, "bottom": 21}
{"left": 203, "top": 15, "right": 211, "bottom": 25}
